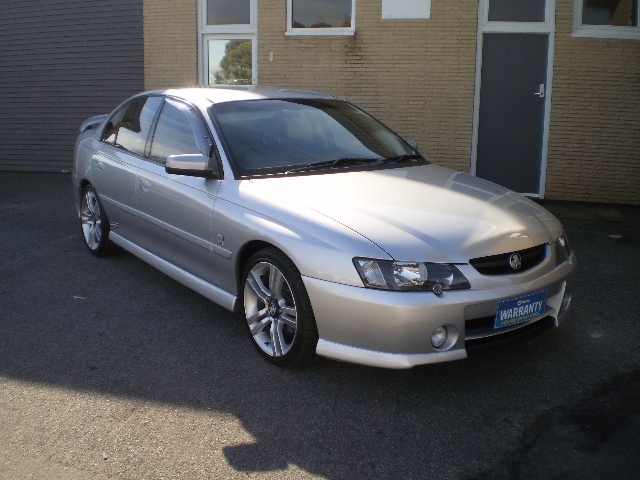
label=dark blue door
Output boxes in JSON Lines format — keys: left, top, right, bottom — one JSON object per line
{"left": 475, "top": 33, "right": 549, "bottom": 194}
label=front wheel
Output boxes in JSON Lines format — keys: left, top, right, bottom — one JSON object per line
{"left": 242, "top": 248, "right": 318, "bottom": 368}
{"left": 80, "top": 185, "right": 114, "bottom": 256}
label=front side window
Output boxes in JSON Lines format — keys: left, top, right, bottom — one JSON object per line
{"left": 199, "top": 0, "right": 256, "bottom": 86}
{"left": 574, "top": 0, "right": 640, "bottom": 38}
{"left": 210, "top": 99, "right": 418, "bottom": 178}
{"left": 101, "top": 96, "right": 163, "bottom": 157}
{"left": 287, "top": 0, "right": 355, "bottom": 36}
{"left": 149, "top": 102, "right": 203, "bottom": 164}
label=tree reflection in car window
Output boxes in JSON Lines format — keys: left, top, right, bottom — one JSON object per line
{"left": 149, "top": 102, "right": 202, "bottom": 165}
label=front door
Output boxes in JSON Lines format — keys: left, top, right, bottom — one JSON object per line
{"left": 135, "top": 98, "right": 221, "bottom": 285}
{"left": 472, "top": 0, "right": 555, "bottom": 197}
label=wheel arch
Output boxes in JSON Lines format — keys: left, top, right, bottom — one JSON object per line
{"left": 235, "top": 240, "right": 277, "bottom": 312}
{"left": 75, "top": 179, "right": 92, "bottom": 216}
{"left": 79, "top": 178, "right": 91, "bottom": 195}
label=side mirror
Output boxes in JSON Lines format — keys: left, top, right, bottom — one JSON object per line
{"left": 407, "top": 140, "right": 419, "bottom": 152}
{"left": 165, "top": 154, "right": 219, "bottom": 179}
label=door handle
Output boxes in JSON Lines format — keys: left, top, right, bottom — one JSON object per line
{"left": 534, "top": 84, "right": 545, "bottom": 98}
{"left": 139, "top": 179, "right": 150, "bottom": 194}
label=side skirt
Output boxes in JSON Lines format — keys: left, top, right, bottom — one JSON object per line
{"left": 109, "top": 232, "right": 237, "bottom": 312}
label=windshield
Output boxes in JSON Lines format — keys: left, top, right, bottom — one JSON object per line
{"left": 209, "top": 99, "right": 421, "bottom": 177}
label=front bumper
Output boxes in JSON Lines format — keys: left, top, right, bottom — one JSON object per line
{"left": 304, "top": 256, "right": 575, "bottom": 369}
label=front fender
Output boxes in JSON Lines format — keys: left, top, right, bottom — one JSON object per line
{"left": 210, "top": 195, "right": 388, "bottom": 296}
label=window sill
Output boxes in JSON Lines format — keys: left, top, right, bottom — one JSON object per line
{"left": 285, "top": 27, "right": 355, "bottom": 37}
{"left": 572, "top": 25, "right": 640, "bottom": 40}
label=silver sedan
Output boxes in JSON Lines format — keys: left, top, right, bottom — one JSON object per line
{"left": 72, "top": 87, "right": 576, "bottom": 368}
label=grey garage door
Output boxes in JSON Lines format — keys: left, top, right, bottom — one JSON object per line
{"left": 0, "top": 0, "right": 144, "bottom": 173}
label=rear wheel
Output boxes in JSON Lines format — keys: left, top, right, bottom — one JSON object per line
{"left": 80, "top": 185, "right": 114, "bottom": 256}
{"left": 242, "top": 248, "right": 318, "bottom": 367}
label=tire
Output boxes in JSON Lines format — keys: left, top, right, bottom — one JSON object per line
{"left": 80, "top": 185, "right": 115, "bottom": 256}
{"left": 241, "top": 248, "right": 318, "bottom": 368}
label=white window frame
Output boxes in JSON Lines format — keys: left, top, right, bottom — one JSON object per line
{"left": 479, "top": 0, "right": 555, "bottom": 33}
{"left": 198, "top": 0, "right": 258, "bottom": 86}
{"left": 286, "top": 0, "right": 356, "bottom": 36}
{"left": 573, "top": 0, "right": 640, "bottom": 39}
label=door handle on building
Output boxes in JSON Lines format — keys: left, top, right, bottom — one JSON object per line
{"left": 534, "top": 84, "right": 545, "bottom": 98}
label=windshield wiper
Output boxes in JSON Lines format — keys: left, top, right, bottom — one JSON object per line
{"left": 376, "top": 154, "right": 423, "bottom": 164}
{"left": 285, "top": 154, "right": 423, "bottom": 174}
{"left": 285, "top": 157, "right": 380, "bottom": 174}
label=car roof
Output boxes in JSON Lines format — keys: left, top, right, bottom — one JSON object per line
{"left": 149, "top": 86, "right": 339, "bottom": 109}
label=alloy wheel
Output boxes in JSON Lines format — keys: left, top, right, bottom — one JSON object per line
{"left": 244, "top": 261, "right": 298, "bottom": 357}
{"left": 80, "top": 189, "right": 103, "bottom": 251}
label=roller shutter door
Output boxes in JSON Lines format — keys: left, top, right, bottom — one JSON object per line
{"left": 0, "top": 0, "right": 144, "bottom": 172}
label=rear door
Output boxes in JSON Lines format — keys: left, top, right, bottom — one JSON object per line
{"left": 91, "top": 95, "right": 163, "bottom": 240}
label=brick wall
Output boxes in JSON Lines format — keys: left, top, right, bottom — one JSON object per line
{"left": 546, "top": 1, "right": 640, "bottom": 204}
{"left": 142, "top": 1, "right": 639, "bottom": 204}
{"left": 143, "top": 0, "right": 198, "bottom": 90}
{"left": 257, "top": 1, "right": 478, "bottom": 173}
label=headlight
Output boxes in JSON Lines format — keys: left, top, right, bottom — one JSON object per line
{"left": 555, "top": 232, "right": 572, "bottom": 266}
{"left": 353, "top": 258, "right": 471, "bottom": 293}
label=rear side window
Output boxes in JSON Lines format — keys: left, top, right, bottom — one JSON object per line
{"left": 148, "top": 101, "right": 202, "bottom": 164}
{"left": 102, "top": 104, "right": 128, "bottom": 144}
{"left": 101, "top": 96, "right": 163, "bottom": 156}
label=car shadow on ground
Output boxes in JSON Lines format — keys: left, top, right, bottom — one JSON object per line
{"left": 1, "top": 173, "right": 639, "bottom": 479}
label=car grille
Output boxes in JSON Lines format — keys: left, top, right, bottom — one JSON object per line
{"left": 469, "top": 244, "right": 547, "bottom": 275}
{"left": 465, "top": 315, "right": 555, "bottom": 351}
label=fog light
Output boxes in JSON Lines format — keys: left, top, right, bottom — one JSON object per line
{"left": 431, "top": 326, "right": 447, "bottom": 348}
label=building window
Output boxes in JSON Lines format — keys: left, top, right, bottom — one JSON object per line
{"left": 574, "top": 0, "right": 640, "bottom": 39}
{"left": 199, "top": 0, "right": 257, "bottom": 86}
{"left": 206, "top": 0, "right": 251, "bottom": 25}
{"left": 286, "top": 0, "right": 356, "bottom": 36}
{"left": 206, "top": 39, "right": 253, "bottom": 86}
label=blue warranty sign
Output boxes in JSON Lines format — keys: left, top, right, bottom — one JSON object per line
{"left": 494, "top": 290, "right": 547, "bottom": 329}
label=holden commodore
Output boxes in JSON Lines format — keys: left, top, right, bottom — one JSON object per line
{"left": 72, "top": 87, "right": 576, "bottom": 368}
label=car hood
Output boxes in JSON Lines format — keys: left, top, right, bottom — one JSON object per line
{"left": 241, "top": 164, "right": 563, "bottom": 263}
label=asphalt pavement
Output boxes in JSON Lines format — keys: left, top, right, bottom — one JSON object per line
{"left": 1, "top": 172, "right": 639, "bottom": 480}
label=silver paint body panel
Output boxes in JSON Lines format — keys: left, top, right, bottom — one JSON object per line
{"left": 72, "top": 87, "right": 576, "bottom": 369}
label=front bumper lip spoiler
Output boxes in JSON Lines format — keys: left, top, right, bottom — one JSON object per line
{"left": 316, "top": 339, "right": 467, "bottom": 369}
